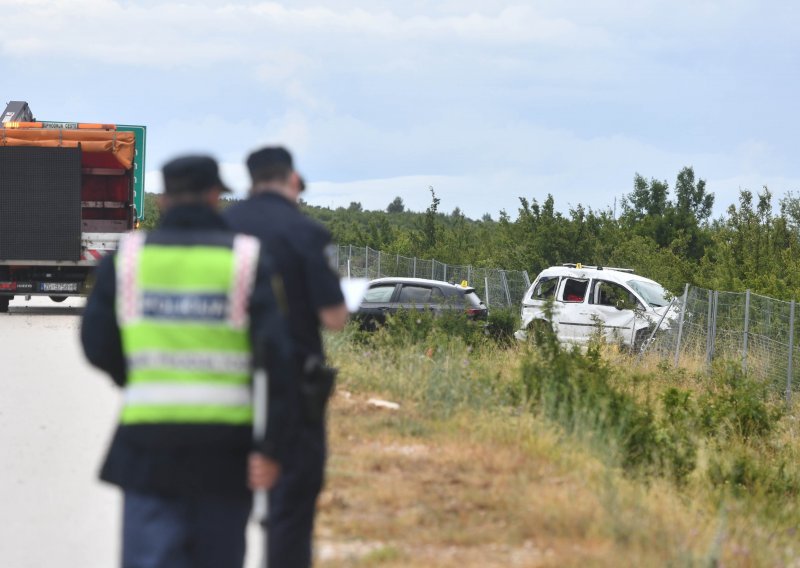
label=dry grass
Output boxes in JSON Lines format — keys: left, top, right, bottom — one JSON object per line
{"left": 315, "top": 391, "right": 723, "bottom": 567}
{"left": 314, "top": 329, "right": 800, "bottom": 567}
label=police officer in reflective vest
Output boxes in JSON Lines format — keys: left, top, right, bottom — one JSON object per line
{"left": 81, "top": 155, "right": 295, "bottom": 568}
{"left": 224, "top": 147, "right": 347, "bottom": 567}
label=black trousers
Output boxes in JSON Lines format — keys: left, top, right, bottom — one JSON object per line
{"left": 122, "top": 490, "right": 251, "bottom": 568}
{"left": 268, "top": 422, "right": 326, "bottom": 568}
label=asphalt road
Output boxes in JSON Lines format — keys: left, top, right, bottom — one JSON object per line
{"left": 0, "top": 296, "right": 263, "bottom": 567}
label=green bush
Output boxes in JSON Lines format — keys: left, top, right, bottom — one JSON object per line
{"left": 699, "top": 362, "right": 782, "bottom": 440}
{"left": 518, "top": 338, "right": 698, "bottom": 482}
{"left": 708, "top": 446, "right": 800, "bottom": 499}
{"left": 485, "top": 308, "right": 519, "bottom": 345}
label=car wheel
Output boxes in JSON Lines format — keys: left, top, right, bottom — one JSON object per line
{"left": 0, "top": 296, "right": 10, "bottom": 313}
{"left": 49, "top": 296, "right": 68, "bottom": 303}
{"left": 527, "top": 319, "right": 553, "bottom": 344}
{"left": 633, "top": 327, "right": 654, "bottom": 353}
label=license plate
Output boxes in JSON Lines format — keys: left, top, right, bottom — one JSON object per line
{"left": 40, "top": 282, "right": 79, "bottom": 292}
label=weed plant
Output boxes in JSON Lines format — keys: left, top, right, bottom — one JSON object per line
{"left": 327, "top": 306, "right": 800, "bottom": 564}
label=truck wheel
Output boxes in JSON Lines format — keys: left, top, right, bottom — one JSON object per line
{"left": 0, "top": 297, "right": 10, "bottom": 313}
{"left": 49, "top": 296, "right": 68, "bottom": 303}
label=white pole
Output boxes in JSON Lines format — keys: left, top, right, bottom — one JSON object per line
{"left": 252, "top": 365, "right": 269, "bottom": 568}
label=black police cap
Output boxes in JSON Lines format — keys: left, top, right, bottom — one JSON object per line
{"left": 162, "top": 155, "right": 232, "bottom": 195}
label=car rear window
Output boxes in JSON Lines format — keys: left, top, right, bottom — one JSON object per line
{"left": 363, "top": 284, "right": 396, "bottom": 303}
{"left": 464, "top": 291, "right": 483, "bottom": 307}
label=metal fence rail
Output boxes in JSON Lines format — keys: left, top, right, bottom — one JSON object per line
{"left": 335, "top": 244, "right": 530, "bottom": 309}
{"left": 650, "top": 285, "right": 799, "bottom": 402}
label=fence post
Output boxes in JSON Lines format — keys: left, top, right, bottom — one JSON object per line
{"left": 443, "top": 263, "right": 447, "bottom": 283}
{"left": 413, "top": 257, "right": 417, "bottom": 278}
{"left": 743, "top": 289, "right": 751, "bottom": 374}
{"left": 523, "top": 270, "right": 531, "bottom": 289}
{"left": 395, "top": 254, "right": 399, "bottom": 277}
{"left": 365, "top": 246, "right": 369, "bottom": 279}
{"left": 706, "top": 289, "right": 714, "bottom": 369}
{"left": 467, "top": 265, "right": 472, "bottom": 285}
{"left": 787, "top": 300, "right": 796, "bottom": 406}
{"left": 376, "top": 250, "right": 381, "bottom": 278}
{"left": 674, "top": 283, "right": 690, "bottom": 368}
{"left": 501, "top": 270, "right": 512, "bottom": 306}
{"left": 711, "top": 291, "right": 718, "bottom": 367}
{"left": 484, "top": 276, "right": 490, "bottom": 308}
{"left": 431, "top": 259, "right": 435, "bottom": 280}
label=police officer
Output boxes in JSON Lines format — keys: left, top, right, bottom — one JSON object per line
{"left": 81, "top": 156, "right": 295, "bottom": 568}
{"left": 224, "top": 147, "right": 347, "bottom": 567}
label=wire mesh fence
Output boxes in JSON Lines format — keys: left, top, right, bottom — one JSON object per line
{"left": 648, "top": 285, "right": 798, "bottom": 402}
{"left": 334, "top": 245, "right": 530, "bottom": 309}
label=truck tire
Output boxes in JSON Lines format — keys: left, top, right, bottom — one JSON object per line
{"left": 49, "top": 296, "right": 67, "bottom": 303}
{"left": 0, "top": 297, "right": 10, "bottom": 313}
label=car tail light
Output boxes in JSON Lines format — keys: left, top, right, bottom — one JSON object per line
{"left": 465, "top": 307, "right": 483, "bottom": 316}
{"left": 0, "top": 282, "right": 16, "bottom": 291}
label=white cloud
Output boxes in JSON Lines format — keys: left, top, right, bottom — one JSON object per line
{"left": 0, "top": 1, "right": 610, "bottom": 68}
{"left": 6, "top": 0, "right": 800, "bottom": 226}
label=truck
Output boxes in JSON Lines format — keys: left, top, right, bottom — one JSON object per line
{"left": 0, "top": 101, "right": 146, "bottom": 312}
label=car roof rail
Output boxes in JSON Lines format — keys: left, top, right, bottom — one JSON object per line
{"left": 561, "top": 263, "right": 635, "bottom": 274}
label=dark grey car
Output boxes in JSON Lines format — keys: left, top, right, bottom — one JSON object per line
{"left": 355, "top": 277, "right": 488, "bottom": 330}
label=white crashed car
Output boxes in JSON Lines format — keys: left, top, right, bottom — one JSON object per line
{"left": 514, "top": 264, "right": 677, "bottom": 350}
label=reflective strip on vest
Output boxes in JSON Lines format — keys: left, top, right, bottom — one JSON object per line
{"left": 127, "top": 350, "right": 250, "bottom": 374}
{"left": 116, "top": 232, "right": 261, "bottom": 328}
{"left": 117, "top": 232, "right": 147, "bottom": 325}
{"left": 228, "top": 234, "right": 261, "bottom": 329}
{"left": 124, "top": 383, "right": 252, "bottom": 407}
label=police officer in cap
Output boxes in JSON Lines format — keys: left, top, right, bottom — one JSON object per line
{"left": 224, "top": 147, "right": 347, "bottom": 567}
{"left": 81, "top": 155, "right": 295, "bottom": 568}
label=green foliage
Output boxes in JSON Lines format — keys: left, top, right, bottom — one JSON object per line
{"left": 372, "top": 308, "right": 489, "bottom": 349}
{"left": 707, "top": 445, "right": 800, "bottom": 499}
{"left": 139, "top": 192, "right": 161, "bottom": 230}
{"left": 698, "top": 361, "right": 782, "bottom": 440}
{"left": 519, "top": 338, "right": 697, "bottom": 482}
{"left": 485, "top": 308, "right": 518, "bottom": 345}
{"left": 386, "top": 196, "right": 405, "bottom": 214}
{"left": 139, "top": 165, "right": 800, "bottom": 302}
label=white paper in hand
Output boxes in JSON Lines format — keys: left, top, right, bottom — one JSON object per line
{"left": 340, "top": 278, "right": 370, "bottom": 313}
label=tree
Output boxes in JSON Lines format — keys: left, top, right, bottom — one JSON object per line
{"left": 347, "top": 201, "right": 363, "bottom": 213}
{"left": 387, "top": 196, "right": 405, "bottom": 214}
{"left": 674, "top": 166, "right": 713, "bottom": 224}
{"left": 411, "top": 186, "right": 441, "bottom": 255}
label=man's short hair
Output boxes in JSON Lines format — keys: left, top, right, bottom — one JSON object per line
{"left": 247, "top": 147, "right": 294, "bottom": 183}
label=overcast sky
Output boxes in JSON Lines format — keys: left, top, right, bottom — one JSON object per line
{"left": 2, "top": 0, "right": 798, "bottom": 218}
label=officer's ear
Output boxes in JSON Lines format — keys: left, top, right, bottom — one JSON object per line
{"left": 204, "top": 187, "right": 222, "bottom": 210}
{"left": 289, "top": 171, "right": 303, "bottom": 197}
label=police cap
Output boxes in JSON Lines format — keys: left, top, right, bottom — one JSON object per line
{"left": 162, "top": 155, "right": 232, "bottom": 195}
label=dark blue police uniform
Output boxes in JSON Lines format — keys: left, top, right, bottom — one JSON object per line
{"left": 82, "top": 204, "right": 295, "bottom": 568}
{"left": 224, "top": 192, "right": 344, "bottom": 568}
